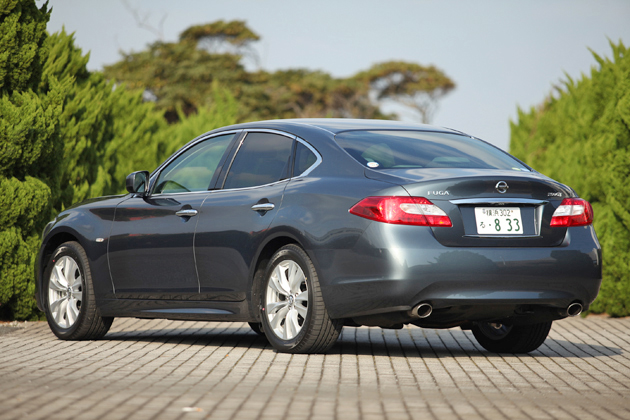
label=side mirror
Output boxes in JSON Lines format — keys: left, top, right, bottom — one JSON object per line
{"left": 126, "top": 171, "right": 150, "bottom": 195}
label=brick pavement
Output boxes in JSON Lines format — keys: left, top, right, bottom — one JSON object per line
{"left": 0, "top": 316, "right": 629, "bottom": 420}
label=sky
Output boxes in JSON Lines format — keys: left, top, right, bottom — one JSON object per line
{"left": 42, "top": 0, "right": 630, "bottom": 151}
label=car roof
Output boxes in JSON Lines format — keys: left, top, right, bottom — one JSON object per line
{"left": 211, "top": 118, "right": 464, "bottom": 136}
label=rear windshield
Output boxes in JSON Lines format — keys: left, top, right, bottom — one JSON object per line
{"left": 335, "top": 130, "right": 530, "bottom": 171}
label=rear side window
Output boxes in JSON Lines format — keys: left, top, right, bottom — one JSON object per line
{"left": 294, "top": 141, "right": 318, "bottom": 176}
{"left": 223, "top": 132, "right": 293, "bottom": 189}
{"left": 335, "top": 130, "right": 530, "bottom": 171}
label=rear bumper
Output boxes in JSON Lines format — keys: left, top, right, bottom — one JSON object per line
{"left": 317, "top": 223, "right": 602, "bottom": 325}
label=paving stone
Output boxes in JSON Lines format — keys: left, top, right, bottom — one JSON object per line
{"left": 1, "top": 317, "right": 630, "bottom": 419}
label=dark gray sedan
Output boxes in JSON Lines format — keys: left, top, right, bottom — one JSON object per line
{"left": 35, "top": 119, "right": 602, "bottom": 354}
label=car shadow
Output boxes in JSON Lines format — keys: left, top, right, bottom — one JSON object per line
{"left": 104, "top": 328, "right": 271, "bottom": 351}
{"left": 103, "top": 327, "right": 622, "bottom": 359}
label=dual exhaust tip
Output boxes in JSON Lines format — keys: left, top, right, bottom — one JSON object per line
{"left": 409, "top": 302, "right": 583, "bottom": 319}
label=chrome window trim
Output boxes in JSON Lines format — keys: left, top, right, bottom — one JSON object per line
{"left": 149, "top": 190, "right": 213, "bottom": 197}
{"left": 241, "top": 128, "right": 298, "bottom": 139}
{"left": 214, "top": 178, "right": 290, "bottom": 193}
{"left": 149, "top": 127, "right": 322, "bottom": 197}
{"left": 149, "top": 178, "right": 291, "bottom": 197}
{"left": 148, "top": 130, "right": 243, "bottom": 193}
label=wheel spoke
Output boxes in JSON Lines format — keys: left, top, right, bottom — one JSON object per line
{"left": 64, "top": 257, "right": 73, "bottom": 282}
{"left": 288, "top": 263, "right": 305, "bottom": 294}
{"left": 71, "top": 290, "right": 82, "bottom": 301}
{"left": 54, "top": 299, "right": 69, "bottom": 327}
{"left": 49, "top": 296, "right": 65, "bottom": 315}
{"left": 54, "top": 264, "right": 68, "bottom": 288}
{"left": 295, "top": 303, "right": 308, "bottom": 319}
{"left": 71, "top": 280, "right": 82, "bottom": 301}
{"left": 270, "top": 267, "right": 290, "bottom": 296}
{"left": 270, "top": 305, "right": 290, "bottom": 331}
{"left": 286, "top": 308, "right": 300, "bottom": 339}
{"left": 266, "top": 300, "right": 288, "bottom": 314}
{"left": 49, "top": 273, "right": 66, "bottom": 292}
{"left": 277, "top": 263, "right": 291, "bottom": 294}
{"left": 283, "top": 312, "right": 290, "bottom": 339}
{"left": 295, "top": 291, "right": 308, "bottom": 303}
{"left": 67, "top": 258, "right": 79, "bottom": 284}
{"left": 66, "top": 299, "right": 79, "bottom": 326}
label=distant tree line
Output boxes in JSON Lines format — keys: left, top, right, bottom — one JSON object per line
{"left": 103, "top": 20, "right": 455, "bottom": 124}
{"left": 0, "top": 0, "right": 455, "bottom": 319}
{"left": 510, "top": 41, "right": 630, "bottom": 317}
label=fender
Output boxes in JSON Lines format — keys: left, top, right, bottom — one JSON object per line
{"left": 35, "top": 195, "right": 126, "bottom": 311}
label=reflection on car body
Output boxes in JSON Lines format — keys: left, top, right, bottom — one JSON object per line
{"left": 36, "top": 119, "right": 601, "bottom": 354}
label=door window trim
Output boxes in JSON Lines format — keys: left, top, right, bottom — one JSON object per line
{"left": 147, "top": 128, "right": 323, "bottom": 196}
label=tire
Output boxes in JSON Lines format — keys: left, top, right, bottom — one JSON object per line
{"left": 248, "top": 322, "right": 265, "bottom": 336}
{"left": 260, "top": 244, "right": 342, "bottom": 353}
{"left": 43, "top": 241, "right": 113, "bottom": 340}
{"left": 471, "top": 321, "right": 552, "bottom": 353}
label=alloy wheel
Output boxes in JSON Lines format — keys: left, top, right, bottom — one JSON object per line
{"left": 48, "top": 256, "right": 83, "bottom": 329}
{"left": 265, "top": 260, "right": 308, "bottom": 340}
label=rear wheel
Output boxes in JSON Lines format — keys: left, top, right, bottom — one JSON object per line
{"left": 260, "top": 244, "right": 342, "bottom": 353}
{"left": 471, "top": 321, "right": 552, "bottom": 353}
{"left": 44, "top": 241, "right": 113, "bottom": 340}
{"left": 248, "top": 322, "right": 265, "bottom": 336}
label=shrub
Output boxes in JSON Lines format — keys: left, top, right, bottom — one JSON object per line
{"left": 510, "top": 41, "right": 630, "bottom": 316}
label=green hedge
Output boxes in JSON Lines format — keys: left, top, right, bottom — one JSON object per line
{"left": 510, "top": 41, "right": 630, "bottom": 317}
{"left": 0, "top": 0, "right": 63, "bottom": 319}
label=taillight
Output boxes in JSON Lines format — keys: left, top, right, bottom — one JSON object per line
{"left": 349, "top": 196, "right": 452, "bottom": 227}
{"left": 550, "top": 198, "right": 594, "bottom": 227}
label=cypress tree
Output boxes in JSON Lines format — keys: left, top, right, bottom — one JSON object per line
{"left": 0, "top": 0, "right": 65, "bottom": 319}
{"left": 511, "top": 41, "right": 630, "bottom": 316}
{"left": 0, "top": 3, "right": 240, "bottom": 320}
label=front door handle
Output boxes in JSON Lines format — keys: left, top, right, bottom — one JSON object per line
{"left": 251, "top": 203, "right": 275, "bottom": 212}
{"left": 176, "top": 209, "right": 198, "bottom": 217}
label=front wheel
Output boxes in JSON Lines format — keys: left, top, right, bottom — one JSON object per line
{"left": 471, "top": 321, "right": 552, "bottom": 353}
{"left": 260, "top": 244, "right": 342, "bottom": 353}
{"left": 44, "top": 241, "right": 113, "bottom": 340}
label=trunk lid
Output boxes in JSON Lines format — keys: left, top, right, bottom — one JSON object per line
{"left": 366, "top": 168, "right": 573, "bottom": 247}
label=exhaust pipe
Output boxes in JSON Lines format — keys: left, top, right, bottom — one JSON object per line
{"left": 410, "top": 303, "right": 433, "bottom": 319}
{"left": 559, "top": 302, "right": 583, "bottom": 317}
{"left": 567, "top": 302, "right": 583, "bottom": 317}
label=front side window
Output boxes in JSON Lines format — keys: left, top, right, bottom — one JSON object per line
{"left": 223, "top": 132, "right": 294, "bottom": 189}
{"left": 154, "top": 133, "right": 235, "bottom": 194}
{"left": 335, "top": 130, "right": 530, "bottom": 171}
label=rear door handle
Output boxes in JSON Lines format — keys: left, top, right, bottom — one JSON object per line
{"left": 176, "top": 209, "right": 198, "bottom": 217}
{"left": 251, "top": 203, "right": 275, "bottom": 212}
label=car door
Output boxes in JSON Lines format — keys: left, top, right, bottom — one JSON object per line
{"left": 194, "top": 131, "right": 295, "bottom": 301}
{"left": 108, "top": 132, "right": 239, "bottom": 300}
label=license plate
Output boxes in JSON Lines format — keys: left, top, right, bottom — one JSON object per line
{"left": 474, "top": 207, "right": 523, "bottom": 235}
